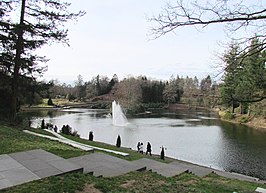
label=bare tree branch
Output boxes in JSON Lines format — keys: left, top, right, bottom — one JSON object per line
{"left": 149, "top": 0, "right": 266, "bottom": 38}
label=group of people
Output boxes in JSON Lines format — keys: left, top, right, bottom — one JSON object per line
{"left": 137, "top": 142, "right": 152, "bottom": 156}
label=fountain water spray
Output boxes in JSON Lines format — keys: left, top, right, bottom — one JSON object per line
{"left": 112, "top": 100, "right": 128, "bottom": 126}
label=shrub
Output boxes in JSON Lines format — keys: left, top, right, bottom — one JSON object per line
{"left": 61, "top": 125, "right": 72, "bottom": 135}
{"left": 238, "top": 116, "right": 250, "bottom": 123}
{"left": 160, "top": 147, "right": 165, "bottom": 160}
{"left": 47, "top": 97, "right": 54, "bottom": 106}
{"left": 116, "top": 135, "right": 121, "bottom": 148}
{"left": 46, "top": 123, "right": 53, "bottom": 130}
{"left": 89, "top": 131, "right": 94, "bottom": 141}
{"left": 223, "top": 111, "right": 235, "bottom": 120}
{"left": 41, "top": 119, "right": 45, "bottom": 129}
{"left": 71, "top": 130, "right": 80, "bottom": 138}
{"left": 61, "top": 124, "right": 80, "bottom": 137}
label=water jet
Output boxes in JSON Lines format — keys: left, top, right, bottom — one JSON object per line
{"left": 112, "top": 100, "right": 128, "bottom": 126}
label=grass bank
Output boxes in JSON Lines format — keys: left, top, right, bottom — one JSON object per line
{"left": 0, "top": 123, "right": 87, "bottom": 159}
{"left": 0, "top": 124, "right": 265, "bottom": 193}
{"left": 219, "top": 111, "right": 266, "bottom": 131}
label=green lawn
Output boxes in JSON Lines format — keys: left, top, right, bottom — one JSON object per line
{"left": 0, "top": 124, "right": 87, "bottom": 158}
{"left": 0, "top": 123, "right": 265, "bottom": 193}
{"left": 28, "top": 128, "right": 171, "bottom": 163}
{"left": 60, "top": 133, "right": 171, "bottom": 162}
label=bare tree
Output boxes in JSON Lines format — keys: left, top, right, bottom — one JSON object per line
{"left": 150, "top": 1, "right": 266, "bottom": 53}
{"left": 149, "top": 0, "right": 266, "bottom": 102}
{"left": 150, "top": 0, "right": 266, "bottom": 39}
{"left": 115, "top": 76, "right": 142, "bottom": 109}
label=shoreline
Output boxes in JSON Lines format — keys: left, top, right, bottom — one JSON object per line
{"left": 218, "top": 111, "right": 266, "bottom": 132}
{"left": 21, "top": 105, "right": 266, "bottom": 131}
{"left": 26, "top": 128, "right": 266, "bottom": 182}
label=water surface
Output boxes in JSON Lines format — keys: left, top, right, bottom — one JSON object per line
{"left": 27, "top": 108, "right": 266, "bottom": 179}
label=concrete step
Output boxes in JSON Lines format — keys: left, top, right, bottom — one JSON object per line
{"left": 68, "top": 152, "right": 145, "bottom": 177}
{"left": 169, "top": 161, "right": 213, "bottom": 177}
{"left": 132, "top": 158, "right": 188, "bottom": 177}
{"left": 0, "top": 149, "right": 83, "bottom": 191}
{"left": 214, "top": 170, "right": 260, "bottom": 182}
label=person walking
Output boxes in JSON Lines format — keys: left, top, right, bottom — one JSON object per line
{"left": 160, "top": 146, "right": 165, "bottom": 160}
{"left": 54, "top": 125, "right": 58, "bottom": 133}
{"left": 137, "top": 142, "right": 141, "bottom": 152}
{"left": 139, "top": 142, "right": 144, "bottom": 154}
{"left": 146, "top": 142, "right": 152, "bottom": 156}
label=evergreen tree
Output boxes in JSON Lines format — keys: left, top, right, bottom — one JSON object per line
{"left": 163, "top": 75, "right": 183, "bottom": 104}
{"left": 116, "top": 135, "right": 121, "bottom": 148}
{"left": 0, "top": 0, "right": 85, "bottom": 120}
{"left": 220, "top": 43, "right": 241, "bottom": 112}
{"left": 221, "top": 37, "right": 266, "bottom": 113}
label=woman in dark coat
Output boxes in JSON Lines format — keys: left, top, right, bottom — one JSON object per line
{"left": 146, "top": 142, "right": 152, "bottom": 156}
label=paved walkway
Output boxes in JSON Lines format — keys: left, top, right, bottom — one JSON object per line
{"left": 169, "top": 160, "right": 213, "bottom": 177}
{"left": 68, "top": 152, "right": 145, "bottom": 177}
{"left": 23, "top": 130, "right": 93, "bottom": 151}
{"left": 0, "top": 149, "right": 82, "bottom": 190}
{"left": 25, "top": 129, "right": 262, "bottom": 182}
{"left": 44, "top": 129, "right": 129, "bottom": 156}
{"left": 0, "top": 149, "right": 264, "bottom": 191}
{"left": 24, "top": 129, "right": 129, "bottom": 156}
{"left": 132, "top": 158, "right": 188, "bottom": 177}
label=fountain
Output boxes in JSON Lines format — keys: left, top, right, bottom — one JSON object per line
{"left": 112, "top": 100, "right": 128, "bottom": 126}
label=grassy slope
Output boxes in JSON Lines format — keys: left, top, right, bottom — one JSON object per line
{"left": 0, "top": 124, "right": 87, "bottom": 158}
{"left": 60, "top": 134, "right": 171, "bottom": 163}
{"left": 0, "top": 124, "right": 265, "bottom": 193}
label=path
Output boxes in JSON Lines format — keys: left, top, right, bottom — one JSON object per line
{"left": 23, "top": 130, "right": 93, "bottom": 151}
{"left": 0, "top": 149, "right": 82, "bottom": 190}
{"left": 23, "top": 129, "right": 129, "bottom": 156}
{"left": 68, "top": 152, "right": 145, "bottom": 177}
{"left": 23, "top": 129, "right": 264, "bottom": 182}
{"left": 1, "top": 149, "right": 265, "bottom": 191}
{"left": 44, "top": 129, "right": 129, "bottom": 156}
{"left": 1, "top": 128, "right": 265, "bottom": 191}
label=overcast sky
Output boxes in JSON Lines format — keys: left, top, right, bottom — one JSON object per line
{"left": 37, "top": 0, "right": 229, "bottom": 84}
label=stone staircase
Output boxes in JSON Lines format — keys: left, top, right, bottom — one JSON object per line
{"left": 1, "top": 149, "right": 263, "bottom": 191}
{"left": 132, "top": 158, "right": 188, "bottom": 177}
{"left": 68, "top": 153, "right": 145, "bottom": 177}
{"left": 0, "top": 149, "right": 83, "bottom": 190}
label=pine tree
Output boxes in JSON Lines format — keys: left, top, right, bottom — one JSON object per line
{"left": 0, "top": 0, "right": 85, "bottom": 120}
{"left": 221, "top": 37, "right": 266, "bottom": 113}
{"left": 116, "top": 135, "right": 121, "bottom": 148}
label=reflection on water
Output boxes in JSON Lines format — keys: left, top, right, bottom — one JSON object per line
{"left": 25, "top": 108, "right": 266, "bottom": 179}
{"left": 219, "top": 121, "right": 266, "bottom": 179}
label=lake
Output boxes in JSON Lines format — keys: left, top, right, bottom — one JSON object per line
{"left": 27, "top": 108, "right": 266, "bottom": 180}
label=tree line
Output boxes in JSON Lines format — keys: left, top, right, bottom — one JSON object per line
{"left": 148, "top": 0, "right": 266, "bottom": 116}
{"left": 47, "top": 74, "right": 218, "bottom": 112}
{"left": 1, "top": 0, "right": 265, "bottom": 122}
{"left": 10, "top": 34, "right": 265, "bottom": 117}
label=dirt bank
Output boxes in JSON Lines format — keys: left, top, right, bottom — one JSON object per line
{"left": 245, "top": 116, "right": 266, "bottom": 131}
{"left": 219, "top": 111, "right": 266, "bottom": 131}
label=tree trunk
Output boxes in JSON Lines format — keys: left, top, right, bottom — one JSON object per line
{"left": 10, "top": 0, "right": 26, "bottom": 121}
{"left": 247, "top": 103, "right": 251, "bottom": 116}
{"left": 232, "top": 104, "right": 235, "bottom": 114}
{"left": 240, "top": 102, "right": 245, "bottom": 114}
